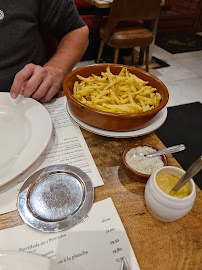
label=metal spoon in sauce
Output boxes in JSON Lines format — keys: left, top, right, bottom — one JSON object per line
{"left": 171, "top": 155, "right": 202, "bottom": 193}
{"left": 132, "top": 144, "right": 186, "bottom": 158}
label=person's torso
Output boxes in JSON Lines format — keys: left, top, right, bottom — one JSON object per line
{"left": 0, "top": 0, "right": 46, "bottom": 92}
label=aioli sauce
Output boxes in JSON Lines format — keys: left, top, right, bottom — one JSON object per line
{"left": 156, "top": 173, "right": 190, "bottom": 199}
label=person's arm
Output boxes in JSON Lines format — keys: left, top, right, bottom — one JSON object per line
{"left": 10, "top": 25, "right": 89, "bottom": 102}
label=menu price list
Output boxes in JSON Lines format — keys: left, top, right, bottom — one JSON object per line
{"left": 0, "top": 198, "right": 140, "bottom": 270}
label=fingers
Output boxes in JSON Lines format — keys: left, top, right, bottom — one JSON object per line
{"left": 10, "top": 64, "right": 35, "bottom": 99}
{"left": 23, "top": 68, "right": 46, "bottom": 98}
{"left": 10, "top": 64, "right": 63, "bottom": 102}
{"left": 32, "top": 68, "right": 62, "bottom": 102}
{"left": 39, "top": 85, "right": 59, "bottom": 103}
{"left": 31, "top": 76, "right": 54, "bottom": 101}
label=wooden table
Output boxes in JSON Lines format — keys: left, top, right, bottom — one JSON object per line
{"left": 0, "top": 130, "right": 201, "bottom": 270}
{"left": 85, "top": 0, "right": 111, "bottom": 8}
{"left": 85, "top": 0, "right": 165, "bottom": 9}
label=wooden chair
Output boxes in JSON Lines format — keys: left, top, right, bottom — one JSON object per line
{"left": 97, "top": 0, "right": 161, "bottom": 71}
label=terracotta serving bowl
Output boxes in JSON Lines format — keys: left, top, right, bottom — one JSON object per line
{"left": 63, "top": 64, "right": 169, "bottom": 131}
{"left": 122, "top": 142, "right": 168, "bottom": 183}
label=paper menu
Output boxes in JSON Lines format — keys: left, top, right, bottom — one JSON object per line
{"left": 0, "top": 198, "right": 140, "bottom": 270}
{"left": 0, "top": 97, "right": 103, "bottom": 214}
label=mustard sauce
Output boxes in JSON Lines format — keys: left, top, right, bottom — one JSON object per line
{"left": 156, "top": 173, "right": 190, "bottom": 199}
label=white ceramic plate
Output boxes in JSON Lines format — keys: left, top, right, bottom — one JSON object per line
{"left": 67, "top": 105, "right": 167, "bottom": 138}
{"left": 0, "top": 251, "right": 67, "bottom": 270}
{"left": 0, "top": 93, "right": 52, "bottom": 187}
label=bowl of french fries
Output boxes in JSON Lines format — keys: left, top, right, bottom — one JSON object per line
{"left": 63, "top": 64, "right": 169, "bottom": 131}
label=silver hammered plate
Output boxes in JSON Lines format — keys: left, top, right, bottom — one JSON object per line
{"left": 17, "top": 164, "right": 94, "bottom": 232}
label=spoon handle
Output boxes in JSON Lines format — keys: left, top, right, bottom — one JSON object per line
{"left": 171, "top": 156, "right": 202, "bottom": 192}
{"left": 147, "top": 144, "right": 186, "bottom": 158}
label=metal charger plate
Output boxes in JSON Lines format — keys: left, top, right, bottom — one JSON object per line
{"left": 17, "top": 164, "right": 94, "bottom": 232}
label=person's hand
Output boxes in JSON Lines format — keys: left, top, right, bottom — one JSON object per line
{"left": 10, "top": 63, "right": 65, "bottom": 102}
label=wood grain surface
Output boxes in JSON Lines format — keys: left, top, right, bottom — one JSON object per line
{"left": 85, "top": 0, "right": 165, "bottom": 8}
{"left": 85, "top": 0, "right": 111, "bottom": 8}
{"left": 0, "top": 130, "right": 201, "bottom": 270}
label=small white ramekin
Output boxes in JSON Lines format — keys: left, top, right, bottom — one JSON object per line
{"left": 145, "top": 166, "right": 196, "bottom": 222}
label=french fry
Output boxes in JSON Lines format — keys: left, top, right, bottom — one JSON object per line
{"left": 73, "top": 67, "right": 161, "bottom": 114}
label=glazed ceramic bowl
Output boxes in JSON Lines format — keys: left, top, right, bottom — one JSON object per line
{"left": 145, "top": 166, "right": 196, "bottom": 222}
{"left": 63, "top": 64, "right": 169, "bottom": 131}
{"left": 122, "top": 142, "right": 168, "bottom": 183}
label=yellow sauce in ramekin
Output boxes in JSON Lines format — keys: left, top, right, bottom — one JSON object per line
{"left": 156, "top": 173, "right": 190, "bottom": 199}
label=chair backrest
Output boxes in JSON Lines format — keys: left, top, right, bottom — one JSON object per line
{"left": 104, "top": 0, "right": 161, "bottom": 40}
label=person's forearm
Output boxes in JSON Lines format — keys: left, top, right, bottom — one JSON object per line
{"left": 44, "top": 25, "right": 89, "bottom": 79}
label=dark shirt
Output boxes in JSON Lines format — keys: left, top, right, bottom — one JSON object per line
{"left": 0, "top": 0, "right": 85, "bottom": 92}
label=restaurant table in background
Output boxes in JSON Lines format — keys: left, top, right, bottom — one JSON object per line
{"left": 85, "top": 0, "right": 165, "bottom": 9}
{"left": 85, "top": 0, "right": 111, "bottom": 8}
{"left": 84, "top": 0, "right": 165, "bottom": 64}
{"left": 0, "top": 128, "right": 201, "bottom": 270}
